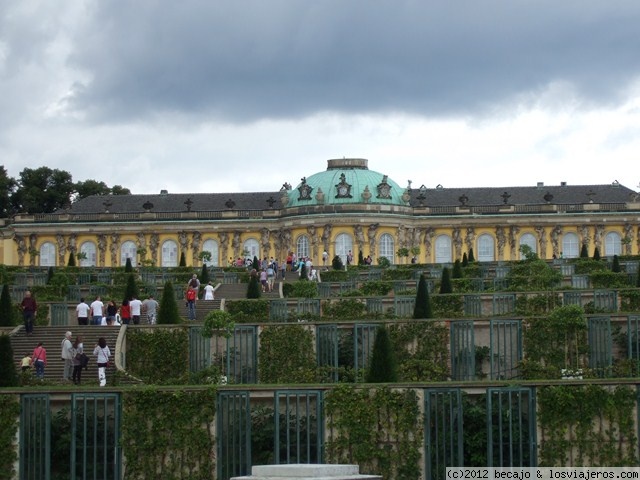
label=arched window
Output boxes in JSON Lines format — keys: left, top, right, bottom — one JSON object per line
{"left": 79, "top": 241, "right": 97, "bottom": 267}
{"left": 243, "top": 238, "right": 260, "bottom": 260}
{"left": 120, "top": 241, "right": 137, "bottom": 266}
{"left": 477, "top": 234, "right": 495, "bottom": 262}
{"left": 379, "top": 233, "right": 394, "bottom": 263}
{"left": 435, "top": 235, "right": 452, "bottom": 264}
{"left": 202, "top": 239, "right": 219, "bottom": 266}
{"left": 161, "top": 240, "right": 178, "bottom": 267}
{"left": 562, "top": 233, "right": 579, "bottom": 259}
{"left": 39, "top": 242, "right": 56, "bottom": 267}
{"left": 334, "top": 233, "right": 353, "bottom": 265}
{"left": 519, "top": 233, "right": 537, "bottom": 258}
{"left": 296, "top": 235, "right": 310, "bottom": 259}
{"left": 604, "top": 232, "right": 622, "bottom": 257}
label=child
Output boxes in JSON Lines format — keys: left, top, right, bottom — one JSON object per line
{"left": 21, "top": 352, "right": 32, "bottom": 372}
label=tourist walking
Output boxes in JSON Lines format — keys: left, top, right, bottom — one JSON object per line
{"left": 142, "top": 294, "right": 159, "bottom": 324}
{"left": 93, "top": 337, "right": 111, "bottom": 387}
{"left": 20, "top": 290, "right": 37, "bottom": 335}
{"left": 72, "top": 336, "right": 84, "bottom": 385}
{"left": 61, "top": 331, "right": 74, "bottom": 381}
{"left": 31, "top": 342, "right": 47, "bottom": 379}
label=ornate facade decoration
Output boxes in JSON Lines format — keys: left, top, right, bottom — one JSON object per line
{"left": 495, "top": 226, "right": 506, "bottom": 260}
{"left": 579, "top": 225, "right": 591, "bottom": 251}
{"left": 453, "top": 227, "right": 463, "bottom": 260}
{"left": 307, "top": 225, "right": 319, "bottom": 261}
{"left": 509, "top": 226, "right": 520, "bottom": 259}
{"left": 397, "top": 225, "right": 407, "bottom": 249}
{"left": 218, "top": 232, "right": 229, "bottom": 264}
{"left": 335, "top": 173, "right": 352, "bottom": 198}
{"left": 56, "top": 234, "right": 66, "bottom": 266}
{"left": 376, "top": 175, "right": 392, "bottom": 199}
{"left": 110, "top": 234, "right": 120, "bottom": 266}
{"left": 260, "top": 228, "right": 271, "bottom": 257}
{"left": 361, "top": 186, "right": 372, "bottom": 203}
{"left": 14, "top": 234, "right": 26, "bottom": 266}
{"left": 191, "top": 231, "right": 202, "bottom": 265}
{"left": 315, "top": 188, "right": 325, "bottom": 204}
{"left": 424, "top": 227, "right": 435, "bottom": 259}
{"left": 149, "top": 233, "right": 159, "bottom": 266}
{"left": 535, "top": 226, "right": 547, "bottom": 259}
{"left": 594, "top": 225, "right": 605, "bottom": 251}
{"left": 367, "top": 224, "right": 379, "bottom": 258}
{"left": 551, "top": 226, "right": 563, "bottom": 258}
{"left": 623, "top": 223, "right": 633, "bottom": 256}
{"left": 97, "top": 234, "right": 107, "bottom": 267}
{"left": 321, "top": 224, "right": 332, "bottom": 253}
{"left": 232, "top": 231, "right": 242, "bottom": 259}
{"left": 29, "top": 234, "right": 37, "bottom": 266}
{"left": 465, "top": 227, "right": 476, "bottom": 253}
{"left": 298, "top": 177, "right": 313, "bottom": 201}
{"left": 354, "top": 225, "right": 365, "bottom": 253}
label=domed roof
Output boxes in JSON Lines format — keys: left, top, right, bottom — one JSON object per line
{"left": 283, "top": 159, "right": 407, "bottom": 208}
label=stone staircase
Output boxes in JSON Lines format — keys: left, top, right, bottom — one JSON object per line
{"left": 10, "top": 325, "right": 120, "bottom": 386}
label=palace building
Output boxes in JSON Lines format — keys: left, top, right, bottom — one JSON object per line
{"left": 1, "top": 158, "right": 639, "bottom": 267}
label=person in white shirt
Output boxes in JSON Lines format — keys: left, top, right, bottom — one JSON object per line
{"left": 90, "top": 296, "right": 104, "bottom": 326}
{"left": 93, "top": 337, "right": 111, "bottom": 387}
{"left": 129, "top": 296, "right": 143, "bottom": 325}
{"left": 61, "top": 331, "right": 74, "bottom": 381}
{"left": 142, "top": 294, "right": 159, "bottom": 324}
{"left": 76, "top": 298, "right": 90, "bottom": 325}
{"left": 203, "top": 282, "right": 215, "bottom": 300}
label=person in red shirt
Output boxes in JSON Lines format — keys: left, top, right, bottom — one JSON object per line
{"left": 20, "top": 290, "right": 37, "bottom": 335}
{"left": 31, "top": 342, "right": 47, "bottom": 379}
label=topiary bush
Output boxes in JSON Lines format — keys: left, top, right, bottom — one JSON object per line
{"left": 366, "top": 326, "right": 398, "bottom": 383}
{"left": 157, "top": 281, "right": 181, "bottom": 324}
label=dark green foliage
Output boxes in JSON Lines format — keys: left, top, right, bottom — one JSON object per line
{"left": 179, "top": 251, "right": 186, "bottom": 267}
{"left": 366, "top": 326, "right": 398, "bottom": 382}
{"left": 580, "top": 244, "right": 589, "bottom": 258}
{"left": 299, "top": 262, "right": 308, "bottom": 281}
{"left": 593, "top": 246, "right": 601, "bottom": 260}
{"left": 46, "top": 266, "right": 54, "bottom": 284}
{"left": 358, "top": 251, "right": 364, "bottom": 265}
{"left": 612, "top": 255, "right": 621, "bottom": 273}
{"left": 124, "top": 273, "right": 139, "bottom": 300}
{"left": 413, "top": 274, "right": 433, "bottom": 319}
{"left": 637, "top": 267, "right": 640, "bottom": 288}
{"left": 258, "top": 325, "right": 317, "bottom": 383}
{"left": 253, "top": 256, "right": 260, "bottom": 271}
{"left": 226, "top": 300, "right": 269, "bottom": 322}
{"left": 389, "top": 321, "right": 449, "bottom": 381}
{"left": 323, "top": 298, "right": 368, "bottom": 320}
{"left": 452, "top": 259, "right": 463, "bottom": 279}
{"left": 125, "top": 257, "right": 133, "bottom": 272}
{"left": 507, "top": 245, "right": 562, "bottom": 291}
{"left": 468, "top": 248, "right": 475, "bottom": 262}
{"left": 462, "top": 252, "right": 469, "bottom": 267}
{"left": 0, "top": 335, "right": 18, "bottom": 387}
{"left": 126, "top": 328, "right": 189, "bottom": 383}
{"left": 439, "top": 267, "right": 453, "bottom": 294}
{"left": 0, "top": 284, "right": 14, "bottom": 326}
{"left": 0, "top": 395, "right": 20, "bottom": 479}
{"left": 199, "top": 263, "right": 210, "bottom": 286}
{"left": 157, "top": 281, "right": 181, "bottom": 324}
{"left": 284, "top": 281, "right": 318, "bottom": 298}
{"left": 361, "top": 280, "right": 393, "bottom": 296}
{"left": 247, "top": 274, "right": 261, "bottom": 299}
{"left": 67, "top": 251, "right": 76, "bottom": 267}
{"left": 332, "top": 255, "right": 344, "bottom": 270}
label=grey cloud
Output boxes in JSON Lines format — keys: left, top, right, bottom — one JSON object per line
{"left": 36, "top": 1, "right": 640, "bottom": 122}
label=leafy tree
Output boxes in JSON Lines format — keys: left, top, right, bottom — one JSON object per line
{"left": 468, "top": 248, "right": 475, "bottom": 263}
{"left": 11, "top": 167, "right": 75, "bottom": 214}
{"left": 74, "top": 180, "right": 111, "bottom": 199}
{"left": 332, "top": 255, "right": 344, "bottom": 271}
{"left": 593, "top": 247, "right": 601, "bottom": 261}
{"left": 413, "top": 274, "right": 433, "bottom": 319}
{"left": 0, "top": 166, "right": 17, "bottom": 218}
{"left": 462, "top": 252, "right": 469, "bottom": 267}
{"left": 580, "top": 244, "right": 589, "bottom": 258}
{"left": 157, "top": 281, "right": 181, "bottom": 324}
{"left": 200, "top": 263, "right": 210, "bottom": 286}
{"left": 452, "top": 259, "right": 463, "bottom": 279}
{"left": 439, "top": 267, "right": 453, "bottom": 294}
{"left": 366, "top": 326, "right": 398, "bottom": 382}
{"left": 46, "top": 266, "right": 54, "bottom": 284}
{"left": 67, "top": 251, "right": 76, "bottom": 267}
{"left": 247, "top": 273, "right": 261, "bottom": 299}
{"left": 110, "top": 185, "right": 131, "bottom": 195}
{"left": 125, "top": 257, "right": 133, "bottom": 273}
{"left": 125, "top": 274, "right": 139, "bottom": 300}
{"left": 179, "top": 251, "right": 187, "bottom": 267}
{"left": 0, "top": 335, "right": 18, "bottom": 386}
{"left": 507, "top": 245, "right": 561, "bottom": 291}
{"left": 0, "top": 284, "right": 15, "bottom": 326}
{"left": 612, "top": 255, "right": 621, "bottom": 273}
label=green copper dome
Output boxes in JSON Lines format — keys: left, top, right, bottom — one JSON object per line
{"left": 283, "top": 159, "right": 408, "bottom": 208}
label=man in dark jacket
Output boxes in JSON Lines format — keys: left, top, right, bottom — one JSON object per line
{"left": 20, "top": 290, "right": 37, "bottom": 335}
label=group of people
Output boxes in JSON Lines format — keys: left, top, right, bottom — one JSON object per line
{"left": 185, "top": 274, "right": 216, "bottom": 321}
{"left": 21, "top": 331, "right": 111, "bottom": 386}
{"left": 76, "top": 294, "right": 160, "bottom": 326}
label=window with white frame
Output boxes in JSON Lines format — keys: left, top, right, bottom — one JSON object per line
{"left": 519, "top": 233, "right": 537, "bottom": 258}
{"left": 79, "top": 241, "right": 97, "bottom": 267}
{"left": 435, "top": 235, "right": 452, "bottom": 264}
{"left": 562, "top": 233, "right": 579, "bottom": 258}
{"left": 161, "top": 240, "right": 178, "bottom": 267}
{"left": 296, "top": 235, "right": 310, "bottom": 259}
{"left": 120, "top": 241, "right": 137, "bottom": 266}
{"left": 335, "top": 233, "right": 353, "bottom": 265}
{"left": 604, "top": 232, "right": 622, "bottom": 257}
{"left": 39, "top": 242, "right": 56, "bottom": 267}
{"left": 379, "top": 233, "right": 394, "bottom": 263}
{"left": 477, "top": 234, "right": 495, "bottom": 262}
{"left": 244, "top": 238, "right": 260, "bottom": 260}
{"left": 201, "top": 239, "right": 219, "bottom": 266}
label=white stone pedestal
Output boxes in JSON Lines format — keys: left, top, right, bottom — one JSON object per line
{"left": 231, "top": 464, "right": 382, "bottom": 480}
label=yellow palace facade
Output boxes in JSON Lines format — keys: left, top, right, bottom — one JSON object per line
{"left": 1, "top": 158, "right": 639, "bottom": 268}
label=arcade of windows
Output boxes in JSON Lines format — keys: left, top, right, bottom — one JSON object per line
{"left": 35, "top": 231, "right": 624, "bottom": 267}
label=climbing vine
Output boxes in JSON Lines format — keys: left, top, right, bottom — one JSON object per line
{"left": 325, "top": 385, "right": 422, "bottom": 480}
{"left": 0, "top": 395, "right": 19, "bottom": 480}
{"left": 126, "top": 327, "right": 189, "bottom": 384}
{"left": 258, "top": 325, "right": 317, "bottom": 383}
{"left": 122, "top": 387, "right": 217, "bottom": 479}
{"left": 389, "top": 320, "right": 449, "bottom": 381}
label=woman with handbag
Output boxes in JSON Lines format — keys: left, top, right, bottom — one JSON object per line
{"left": 93, "top": 337, "right": 111, "bottom": 387}
{"left": 31, "top": 342, "right": 47, "bottom": 379}
{"left": 72, "top": 336, "right": 84, "bottom": 385}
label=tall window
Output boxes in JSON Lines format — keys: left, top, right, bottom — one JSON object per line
{"left": 604, "top": 232, "right": 622, "bottom": 256}
{"left": 39, "top": 242, "right": 56, "bottom": 267}
{"left": 435, "top": 235, "right": 452, "bottom": 264}
{"left": 244, "top": 238, "right": 260, "bottom": 260}
{"left": 161, "top": 240, "right": 178, "bottom": 267}
{"left": 202, "top": 239, "right": 219, "bottom": 266}
{"left": 379, "top": 233, "right": 394, "bottom": 263}
{"left": 334, "top": 233, "right": 353, "bottom": 265}
{"left": 477, "top": 234, "right": 495, "bottom": 262}
{"left": 296, "top": 235, "right": 310, "bottom": 259}
{"left": 79, "top": 242, "right": 97, "bottom": 267}
{"left": 562, "top": 233, "right": 579, "bottom": 258}
{"left": 519, "top": 233, "right": 537, "bottom": 258}
{"left": 120, "top": 241, "right": 137, "bottom": 266}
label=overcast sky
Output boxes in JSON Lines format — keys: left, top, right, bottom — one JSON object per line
{"left": 1, "top": 1, "right": 639, "bottom": 195}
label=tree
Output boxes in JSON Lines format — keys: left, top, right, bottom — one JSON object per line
{"left": 452, "top": 259, "right": 463, "bottom": 279}
{"left": 440, "top": 267, "right": 453, "bottom": 294}
{"left": 200, "top": 263, "right": 210, "bottom": 286}
{"left": 413, "top": 274, "right": 433, "bottom": 319}
{"left": 612, "top": 255, "right": 621, "bottom": 273}
{"left": 462, "top": 252, "right": 469, "bottom": 267}
{"left": 396, "top": 247, "right": 409, "bottom": 264}
{"left": 110, "top": 185, "right": 131, "bottom": 195}
{"left": 468, "top": 248, "right": 475, "bottom": 263}
{"left": 580, "top": 244, "right": 589, "bottom": 258}
{"left": 252, "top": 256, "right": 260, "bottom": 271}
{"left": 358, "top": 250, "right": 364, "bottom": 265}
{"left": 0, "top": 335, "right": 18, "bottom": 387}
{"left": 0, "top": 284, "right": 15, "bottom": 326}
{"left": 46, "top": 266, "right": 54, "bottom": 284}
{"left": 593, "top": 247, "right": 601, "bottom": 261}
{"left": 179, "top": 251, "right": 187, "bottom": 267}
{"left": 247, "top": 272, "right": 261, "bottom": 299}
{"left": 332, "top": 255, "right": 344, "bottom": 271}
{"left": 67, "top": 251, "right": 76, "bottom": 267}
{"left": 125, "top": 257, "right": 133, "bottom": 273}
{"left": 11, "top": 166, "right": 75, "bottom": 214}
{"left": 365, "top": 326, "right": 398, "bottom": 383}
{"left": 157, "top": 281, "right": 180, "bottom": 324}
{"left": 74, "top": 180, "right": 111, "bottom": 200}
{"left": 125, "top": 274, "right": 139, "bottom": 300}
{"left": 0, "top": 166, "right": 17, "bottom": 218}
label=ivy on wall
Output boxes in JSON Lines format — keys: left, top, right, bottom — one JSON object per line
{"left": 225, "top": 299, "right": 269, "bottom": 322}
{"left": 325, "top": 385, "right": 422, "bottom": 480}
{"left": 121, "top": 387, "right": 217, "bottom": 480}
{"left": 126, "top": 327, "right": 189, "bottom": 384}
{"left": 537, "top": 385, "right": 638, "bottom": 466}
{"left": 0, "top": 395, "right": 19, "bottom": 480}
{"left": 258, "top": 325, "right": 317, "bottom": 383}
{"left": 389, "top": 321, "right": 450, "bottom": 381}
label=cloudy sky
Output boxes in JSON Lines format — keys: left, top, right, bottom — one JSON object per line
{"left": 1, "top": 1, "right": 639, "bottom": 195}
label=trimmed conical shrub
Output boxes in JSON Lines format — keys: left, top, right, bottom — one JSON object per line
{"left": 125, "top": 257, "right": 133, "bottom": 272}
{"left": 67, "top": 251, "right": 76, "bottom": 267}
{"left": 612, "top": 255, "right": 621, "bottom": 273}
{"left": 462, "top": 252, "right": 469, "bottom": 267}
{"left": 593, "top": 247, "right": 601, "bottom": 261}
{"left": 200, "top": 263, "right": 210, "bottom": 286}
{"left": 179, "top": 251, "right": 187, "bottom": 267}
{"left": 0, "top": 284, "right": 14, "bottom": 326}
{"left": 439, "top": 267, "right": 453, "bottom": 294}
{"left": 365, "top": 326, "right": 398, "bottom": 383}
{"left": 413, "top": 274, "right": 433, "bottom": 319}
{"left": 452, "top": 259, "right": 463, "bottom": 279}
{"left": 468, "top": 248, "right": 475, "bottom": 263}
{"left": 247, "top": 273, "right": 261, "bottom": 299}
{"left": 580, "top": 244, "right": 589, "bottom": 258}
{"left": 332, "top": 255, "right": 344, "bottom": 271}
{"left": 125, "top": 273, "right": 139, "bottom": 300}
{"left": 358, "top": 251, "right": 364, "bottom": 265}
{"left": 253, "top": 256, "right": 260, "bottom": 271}
{"left": 0, "top": 335, "right": 18, "bottom": 387}
{"left": 157, "top": 281, "right": 181, "bottom": 324}
{"left": 46, "top": 266, "right": 54, "bottom": 284}
{"left": 299, "top": 263, "right": 308, "bottom": 281}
